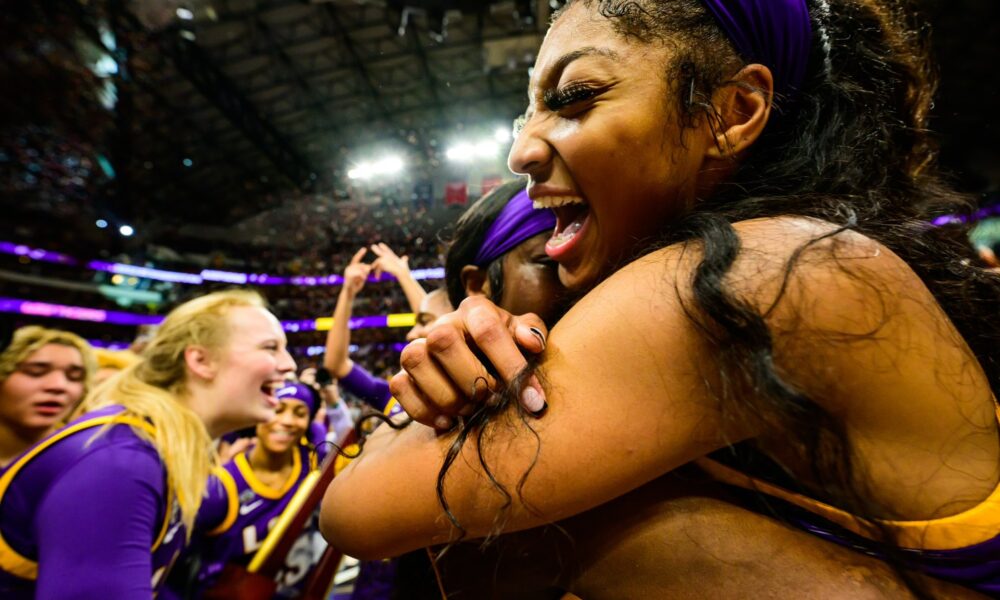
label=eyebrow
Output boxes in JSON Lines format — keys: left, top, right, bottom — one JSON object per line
{"left": 21, "top": 361, "right": 83, "bottom": 368}
{"left": 551, "top": 46, "right": 622, "bottom": 77}
{"left": 527, "top": 46, "right": 622, "bottom": 107}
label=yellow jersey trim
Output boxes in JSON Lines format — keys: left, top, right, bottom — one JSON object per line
{"left": 234, "top": 448, "right": 302, "bottom": 500}
{"left": 0, "top": 415, "right": 166, "bottom": 580}
{"left": 383, "top": 397, "right": 399, "bottom": 416}
{"left": 698, "top": 404, "right": 1000, "bottom": 551}
{"left": 206, "top": 467, "right": 239, "bottom": 536}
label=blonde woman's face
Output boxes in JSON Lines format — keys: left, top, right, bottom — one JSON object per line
{"left": 212, "top": 306, "right": 296, "bottom": 430}
{"left": 0, "top": 344, "right": 85, "bottom": 435}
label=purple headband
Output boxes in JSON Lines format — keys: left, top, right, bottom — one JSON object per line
{"left": 473, "top": 189, "right": 557, "bottom": 266}
{"left": 276, "top": 382, "right": 319, "bottom": 421}
{"left": 701, "top": 0, "right": 813, "bottom": 101}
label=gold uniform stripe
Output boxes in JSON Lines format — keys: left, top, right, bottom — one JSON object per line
{"left": 206, "top": 467, "right": 240, "bottom": 537}
{"left": 234, "top": 447, "right": 302, "bottom": 500}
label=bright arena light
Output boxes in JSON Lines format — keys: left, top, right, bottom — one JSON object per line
{"left": 96, "top": 219, "right": 108, "bottom": 229}
{"left": 445, "top": 143, "right": 475, "bottom": 163}
{"left": 347, "top": 155, "right": 405, "bottom": 180}
{"left": 119, "top": 225, "right": 135, "bottom": 237}
{"left": 176, "top": 7, "right": 194, "bottom": 20}
{"left": 474, "top": 140, "right": 499, "bottom": 157}
{"left": 494, "top": 127, "right": 512, "bottom": 143}
{"left": 447, "top": 139, "right": 501, "bottom": 162}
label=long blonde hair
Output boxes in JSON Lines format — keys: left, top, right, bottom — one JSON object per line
{"left": 0, "top": 326, "right": 96, "bottom": 417}
{"left": 77, "top": 289, "right": 267, "bottom": 532}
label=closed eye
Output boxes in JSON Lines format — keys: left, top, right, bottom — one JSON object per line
{"left": 543, "top": 83, "right": 603, "bottom": 112}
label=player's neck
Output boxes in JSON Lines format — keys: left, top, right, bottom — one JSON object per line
{"left": 0, "top": 420, "right": 47, "bottom": 469}
{"left": 248, "top": 442, "right": 295, "bottom": 475}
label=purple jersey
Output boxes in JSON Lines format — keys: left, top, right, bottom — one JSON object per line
{"left": 699, "top": 433, "right": 1000, "bottom": 596}
{"left": 340, "top": 363, "right": 406, "bottom": 419}
{"left": 0, "top": 405, "right": 185, "bottom": 599}
{"left": 191, "top": 443, "right": 326, "bottom": 598}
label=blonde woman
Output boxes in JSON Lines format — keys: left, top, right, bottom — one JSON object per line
{"left": 0, "top": 326, "right": 95, "bottom": 468}
{"left": 0, "top": 290, "right": 295, "bottom": 598}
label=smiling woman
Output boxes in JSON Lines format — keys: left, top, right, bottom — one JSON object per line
{"left": 176, "top": 381, "right": 330, "bottom": 598}
{"left": 0, "top": 290, "right": 296, "bottom": 599}
{"left": 0, "top": 326, "right": 95, "bottom": 467}
{"left": 321, "top": 0, "right": 1000, "bottom": 597}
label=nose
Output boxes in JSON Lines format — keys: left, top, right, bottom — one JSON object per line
{"left": 41, "top": 370, "right": 72, "bottom": 394}
{"left": 277, "top": 349, "right": 296, "bottom": 375}
{"left": 507, "top": 115, "right": 551, "bottom": 176}
{"left": 277, "top": 407, "right": 298, "bottom": 426}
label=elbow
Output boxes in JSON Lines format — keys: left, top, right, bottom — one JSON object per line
{"left": 319, "top": 478, "right": 409, "bottom": 560}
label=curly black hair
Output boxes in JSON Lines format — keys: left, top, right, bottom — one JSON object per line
{"left": 432, "top": 0, "right": 1000, "bottom": 596}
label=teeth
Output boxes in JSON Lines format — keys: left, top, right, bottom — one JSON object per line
{"left": 532, "top": 195, "right": 586, "bottom": 209}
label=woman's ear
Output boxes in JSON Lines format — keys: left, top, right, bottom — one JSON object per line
{"left": 705, "top": 64, "right": 773, "bottom": 159}
{"left": 184, "top": 345, "right": 217, "bottom": 382}
{"left": 460, "top": 265, "right": 491, "bottom": 298}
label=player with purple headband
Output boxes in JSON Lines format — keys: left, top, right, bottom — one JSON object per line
{"left": 324, "top": 0, "right": 1000, "bottom": 596}
{"left": 0, "top": 290, "right": 295, "bottom": 599}
{"left": 172, "top": 381, "right": 328, "bottom": 598}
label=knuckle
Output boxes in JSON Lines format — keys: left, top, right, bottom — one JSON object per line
{"left": 425, "top": 327, "right": 461, "bottom": 354}
{"left": 399, "top": 343, "right": 428, "bottom": 372}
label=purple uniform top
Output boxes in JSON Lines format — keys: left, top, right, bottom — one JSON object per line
{"left": 699, "top": 403, "right": 1000, "bottom": 597}
{"left": 0, "top": 405, "right": 185, "bottom": 599}
{"left": 340, "top": 363, "right": 406, "bottom": 418}
{"left": 189, "top": 443, "right": 327, "bottom": 598}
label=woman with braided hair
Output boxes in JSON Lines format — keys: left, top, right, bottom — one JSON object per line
{"left": 322, "top": 0, "right": 1000, "bottom": 596}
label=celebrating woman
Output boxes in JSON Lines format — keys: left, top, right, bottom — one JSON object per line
{"left": 0, "top": 290, "right": 295, "bottom": 598}
{"left": 0, "top": 326, "right": 95, "bottom": 467}
{"left": 322, "top": 0, "right": 1000, "bottom": 596}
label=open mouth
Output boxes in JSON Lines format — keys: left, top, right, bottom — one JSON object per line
{"left": 33, "top": 401, "right": 67, "bottom": 416}
{"left": 269, "top": 430, "right": 297, "bottom": 443}
{"left": 533, "top": 195, "right": 590, "bottom": 257}
{"left": 260, "top": 382, "right": 282, "bottom": 408}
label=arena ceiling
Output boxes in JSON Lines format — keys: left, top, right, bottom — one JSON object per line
{"left": 3, "top": 0, "right": 998, "bottom": 248}
{"left": 59, "top": 0, "right": 555, "bottom": 227}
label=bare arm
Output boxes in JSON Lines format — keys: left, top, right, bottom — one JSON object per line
{"left": 323, "top": 248, "right": 371, "bottom": 379}
{"left": 370, "top": 242, "right": 427, "bottom": 314}
{"left": 321, "top": 241, "right": 753, "bottom": 558}
{"left": 321, "top": 218, "right": 997, "bottom": 559}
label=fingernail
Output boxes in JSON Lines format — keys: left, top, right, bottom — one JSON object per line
{"left": 521, "top": 386, "right": 546, "bottom": 415}
{"left": 434, "top": 415, "right": 454, "bottom": 430}
{"left": 528, "top": 327, "right": 546, "bottom": 350}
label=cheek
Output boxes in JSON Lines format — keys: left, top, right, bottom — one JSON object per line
{"left": 68, "top": 382, "right": 85, "bottom": 401}
{"left": 0, "top": 378, "right": 37, "bottom": 409}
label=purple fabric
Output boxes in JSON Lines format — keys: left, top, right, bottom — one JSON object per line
{"left": 787, "top": 514, "right": 1000, "bottom": 595}
{"left": 186, "top": 444, "right": 325, "bottom": 598}
{"left": 276, "top": 382, "right": 320, "bottom": 422}
{"left": 0, "top": 406, "right": 185, "bottom": 599}
{"left": 473, "top": 189, "right": 556, "bottom": 266}
{"left": 340, "top": 363, "right": 392, "bottom": 413}
{"left": 701, "top": 0, "right": 812, "bottom": 99}
{"left": 350, "top": 559, "right": 398, "bottom": 600}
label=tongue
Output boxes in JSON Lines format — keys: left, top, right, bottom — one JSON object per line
{"left": 548, "top": 211, "right": 587, "bottom": 248}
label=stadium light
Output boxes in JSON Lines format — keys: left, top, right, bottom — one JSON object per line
{"left": 176, "top": 7, "right": 194, "bottom": 20}
{"left": 495, "top": 127, "right": 512, "bottom": 143}
{"left": 347, "top": 155, "right": 405, "bottom": 180}
{"left": 119, "top": 225, "right": 134, "bottom": 237}
{"left": 447, "top": 138, "right": 502, "bottom": 163}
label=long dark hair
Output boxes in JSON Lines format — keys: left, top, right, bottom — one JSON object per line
{"left": 435, "top": 0, "right": 1000, "bottom": 594}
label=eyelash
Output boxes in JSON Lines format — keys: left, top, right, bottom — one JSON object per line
{"left": 543, "top": 83, "right": 601, "bottom": 111}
